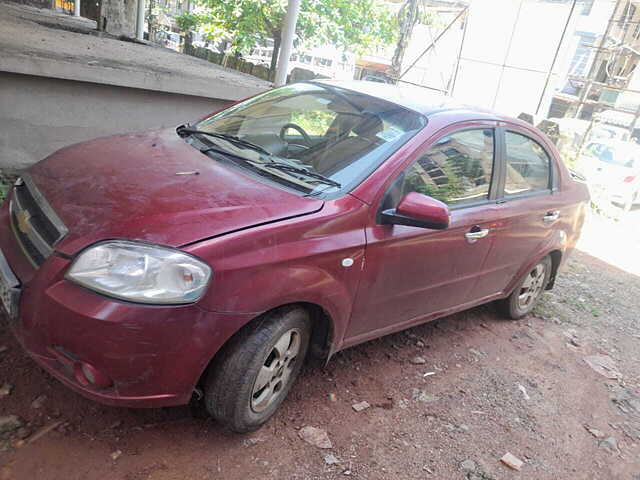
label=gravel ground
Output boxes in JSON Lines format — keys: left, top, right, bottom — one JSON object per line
{"left": 1, "top": 208, "right": 640, "bottom": 480}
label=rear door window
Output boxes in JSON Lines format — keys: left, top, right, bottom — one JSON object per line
{"left": 504, "top": 131, "right": 551, "bottom": 196}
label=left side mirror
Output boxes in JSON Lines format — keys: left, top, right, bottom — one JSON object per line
{"left": 380, "top": 192, "right": 450, "bottom": 230}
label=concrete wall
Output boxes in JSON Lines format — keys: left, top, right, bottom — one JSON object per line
{"left": 0, "top": 72, "right": 230, "bottom": 172}
{"left": 5, "top": 0, "right": 51, "bottom": 9}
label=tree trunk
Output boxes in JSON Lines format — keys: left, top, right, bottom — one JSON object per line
{"left": 270, "top": 34, "right": 281, "bottom": 82}
{"left": 147, "top": 0, "right": 157, "bottom": 43}
{"left": 185, "top": 31, "right": 194, "bottom": 54}
{"left": 390, "top": 0, "right": 419, "bottom": 80}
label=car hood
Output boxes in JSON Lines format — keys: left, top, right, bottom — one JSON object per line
{"left": 28, "top": 128, "right": 324, "bottom": 256}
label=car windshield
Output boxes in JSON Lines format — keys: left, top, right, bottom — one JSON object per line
{"left": 587, "top": 142, "right": 638, "bottom": 168}
{"left": 191, "top": 82, "right": 426, "bottom": 195}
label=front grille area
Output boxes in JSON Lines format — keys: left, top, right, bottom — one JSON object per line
{"left": 9, "top": 174, "right": 68, "bottom": 267}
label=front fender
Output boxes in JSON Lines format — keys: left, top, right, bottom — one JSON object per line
{"left": 225, "top": 261, "right": 361, "bottom": 345}
{"left": 185, "top": 195, "right": 369, "bottom": 353}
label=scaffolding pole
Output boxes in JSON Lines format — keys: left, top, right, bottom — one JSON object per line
{"left": 535, "top": 0, "right": 577, "bottom": 115}
{"left": 397, "top": 6, "right": 468, "bottom": 81}
{"left": 574, "top": 0, "right": 622, "bottom": 118}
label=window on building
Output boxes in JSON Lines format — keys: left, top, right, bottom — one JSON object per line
{"left": 580, "top": 0, "right": 594, "bottom": 15}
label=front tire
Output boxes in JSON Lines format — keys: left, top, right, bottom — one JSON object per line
{"left": 497, "top": 256, "right": 552, "bottom": 320}
{"left": 204, "top": 307, "right": 311, "bottom": 433}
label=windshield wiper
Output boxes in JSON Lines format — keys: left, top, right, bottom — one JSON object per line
{"left": 263, "top": 163, "right": 341, "bottom": 188}
{"left": 198, "top": 145, "right": 340, "bottom": 188}
{"left": 177, "top": 125, "right": 272, "bottom": 156}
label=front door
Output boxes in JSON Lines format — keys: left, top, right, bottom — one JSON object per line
{"left": 345, "top": 125, "right": 503, "bottom": 343}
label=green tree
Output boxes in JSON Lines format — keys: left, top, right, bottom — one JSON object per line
{"left": 186, "top": 0, "right": 396, "bottom": 78}
{"left": 176, "top": 12, "right": 200, "bottom": 51}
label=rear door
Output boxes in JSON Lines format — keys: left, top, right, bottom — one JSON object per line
{"left": 470, "top": 125, "right": 562, "bottom": 299}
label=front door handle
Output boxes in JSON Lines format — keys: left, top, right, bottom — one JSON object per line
{"left": 465, "top": 227, "right": 490, "bottom": 244}
{"left": 543, "top": 210, "right": 560, "bottom": 223}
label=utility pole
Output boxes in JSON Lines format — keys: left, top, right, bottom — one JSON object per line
{"left": 275, "top": 0, "right": 301, "bottom": 86}
{"left": 136, "top": 0, "right": 145, "bottom": 41}
{"left": 73, "top": 0, "right": 80, "bottom": 17}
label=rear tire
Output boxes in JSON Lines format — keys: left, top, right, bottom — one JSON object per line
{"left": 204, "top": 306, "right": 311, "bottom": 433}
{"left": 497, "top": 256, "right": 552, "bottom": 320}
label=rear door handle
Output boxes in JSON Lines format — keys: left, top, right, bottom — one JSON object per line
{"left": 543, "top": 210, "right": 560, "bottom": 223}
{"left": 465, "top": 228, "right": 490, "bottom": 243}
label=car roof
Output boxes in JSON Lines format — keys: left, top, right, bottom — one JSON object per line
{"left": 313, "top": 79, "right": 505, "bottom": 119}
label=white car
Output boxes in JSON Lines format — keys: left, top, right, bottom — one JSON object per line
{"left": 577, "top": 140, "right": 640, "bottom": 211}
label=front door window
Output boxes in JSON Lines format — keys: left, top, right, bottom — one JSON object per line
{"left": 402, "top": 128, "right": 495, "bottom": 207}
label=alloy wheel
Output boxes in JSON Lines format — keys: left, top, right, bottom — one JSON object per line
{"left": 251, "top": 328, "right": 301, "bottom": 413}
{"left": 517, "top": 263, "right": 547, "bottom": 311}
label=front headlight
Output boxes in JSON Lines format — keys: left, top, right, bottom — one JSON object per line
{"left": 66, "top": 241, "right": 212, "bottom": 304}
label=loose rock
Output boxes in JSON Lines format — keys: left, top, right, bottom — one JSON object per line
{"left": 584, "top": 355, "right": 621, "bottom": 379}
{"left": 28, "top": 420, "right": 64, "bottom": 444}
{"left": 0, "top": 415, "right": 23, "bottom": 433}
{"left": 460, "top": 459, "right": 476, "bottom": 472}
{"left": 412, "top": 389, "right": 437, "bottom": 403}
{"left": 500, "top": 452, "right": 524, "bottom": 471}
{"left": 517, "top": 384, "right": 530, "bottom": 401}
{"left": 0, "top": 384, "right": 13, "bottom": 398}
{"left": 611, "top": 387, "right": 640, "bottom": 414}
{"left": 31, "top": 395, "right": 46, "bottom": 409}
{"left": 352, "top": 401, "right": 370, "bottom": 412}
{"left": 110, "top": 449, "right": 122, "bottom": 461}
{"left": 323, "top": 453, "right": 340, "bottom": 465}
{"left": 599, "top": 436, "right": 620, "bottom": 454}
{"left": 411, "top": 356, "right": 426, "bottom": 365}
{"left": 298, "top": 426, "right": 332, "bottom": 449}
{"left": 584, "top": 425, "right": 606, "bottom": 439}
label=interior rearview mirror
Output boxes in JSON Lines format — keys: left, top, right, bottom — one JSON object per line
{"left": 380, "top": 192, "right": 450, "bottom": 230}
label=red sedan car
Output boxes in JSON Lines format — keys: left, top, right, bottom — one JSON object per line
{"left": 0, "top": 81, "right": 589, "bottom": 432}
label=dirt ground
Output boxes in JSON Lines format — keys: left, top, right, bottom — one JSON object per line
{"left": 1, "top": 207, "right": 640, "bottom": 480}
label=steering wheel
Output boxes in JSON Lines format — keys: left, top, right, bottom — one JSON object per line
{"left": 279, "top": 123, "right": 312, "bottom": 148}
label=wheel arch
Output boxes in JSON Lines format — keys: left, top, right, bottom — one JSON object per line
{"left": 546, "top": 249, "right": 563, "bottom": 290}
{"left": 194, "top": 301, "right": 336, "bottom": 394}
{"left": 504, "top": 247, "right": 564, "bottom": 298}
